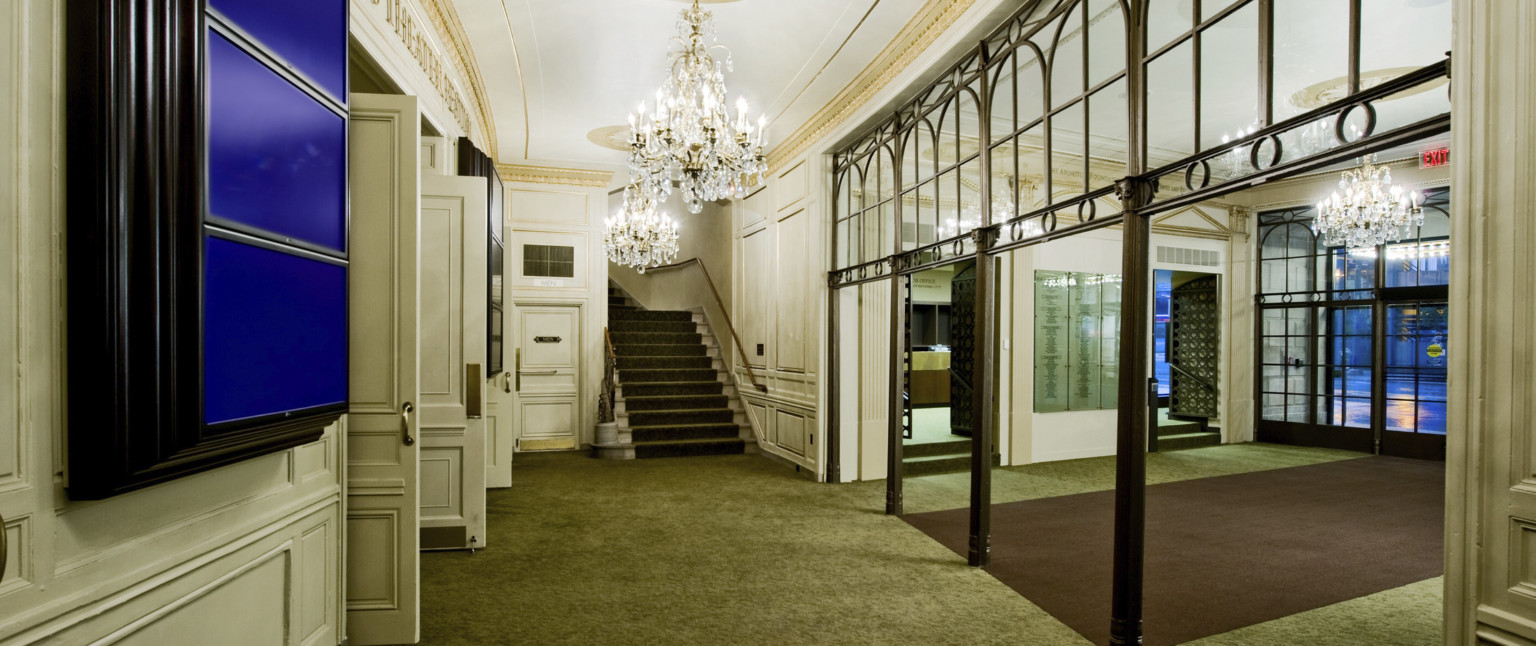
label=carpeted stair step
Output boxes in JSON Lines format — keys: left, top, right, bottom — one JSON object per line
{"left": 609, "top": 309, "right": 693, "bottom": 322}
{"left": 628, "top": 408, "right": 735, "bottom": 427}
{"left": 634, "top": 437, "right": 745, "bottom": 459}
{"left": 616, "top": 355, "right": 713, "bottom": 370}
{"left": 608, "top": 319, "right": 697, "bottom": 334}
{"left": 619, "top": 368, "right": 718, "bottom": 383}
{"left": 621, "top": 381, "right": 724, "bottom": 398}
{"left": 614, "top": 343, "right": 706, "bottom": 358}
{"left": 1157, "top": 431, "right": 1222, "bottom": 452}
{"left": 610, "top": 331, "right": 701, "bottom": 346}
{"left": 630, "top": 423, "right": 741, "bottom": 443}
{"left": 623, "top": 394, "right": 729, "bottom": 411}
{"left": 608, "top": 296, "right": 628, "bottom": 305}
{"left": 903, "top": 454, "right": 972, "bottom": 477}
{"left": 903, "top": 439, "right": 972, "bottom": 458}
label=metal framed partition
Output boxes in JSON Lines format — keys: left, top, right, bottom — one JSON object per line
{"left": 825, "top": 1, "right": 1451, "bottom": 643}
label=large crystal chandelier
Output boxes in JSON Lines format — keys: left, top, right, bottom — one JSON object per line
{"left": 604, "top": 183, "right": 680, "bottom": 273}
{"left": 1314, "top": 154, "right": 1423, "bottom": 249}
{"left": 627, "top": 0, "right": 766, "bottom": 214}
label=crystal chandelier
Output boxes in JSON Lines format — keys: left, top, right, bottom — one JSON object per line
{"left": 626, "top": 0, "right": 766, "bottom": 214}
{"left": 604, "top": 184, "right": 680, "bottom": 273}
{"left": 1314, "top": 154, "right": 1423, "bottom": 249}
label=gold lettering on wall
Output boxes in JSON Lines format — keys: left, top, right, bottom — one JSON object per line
{"left": 371, "top": 0, "right": 471, "bottom": 128}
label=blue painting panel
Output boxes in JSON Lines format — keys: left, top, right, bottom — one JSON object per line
{"left": 209, "top": 32, "right": 346, "bottom": 252}
{"left": 204, "top": 236, "right": 347, "bottom": 426}
{"left": 209, "top": 0, "right": 347, "bottom": 99}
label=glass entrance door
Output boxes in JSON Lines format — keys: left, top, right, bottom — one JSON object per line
{"left": 1255, "top": 190, "right": 1450, "bottom": 459}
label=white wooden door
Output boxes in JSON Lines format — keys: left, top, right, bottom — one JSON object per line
{"left": 513, "top": 305, "right": 582, "bottom": 451}
{"left": 417, "top": 175, "right": 488, "bottom": 550}
{"left": 346, "top": 93, "right": 421, "bottom": 646}
{"left": 486, "top": 221, "right": 513, "bottom": 487}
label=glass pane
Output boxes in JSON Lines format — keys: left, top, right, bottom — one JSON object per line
{"left": 916, "top": 120, "right": 938, "bottom": 183}
{"left": 1017, "top": 125, "right": 1046, "bottom": 211}
{"left": 1016, "top": 47, "right": 1046, "bottom": 128}
{"left": 209, "top": 32, "right": 347, "bottom": 251}
{"left": 1261, "top": 308, "right": 1284, "bottom": 335}
{"left": 991, "top": 61, "right": 1015, "bottom": 144}
{"left": 938, "top": 167, "right": 960, "bottom": 239}
{"left": 1147, "top": 0, "right": 1194, "bottom": 54}
{"left": 959, "top": 160, "right": 982, "bottom": 231}
{"left": 959, "top": 88, "right": 981, "bottom": 161}
{"left": 1198, "top": 3, "right": 1259, "bottom": 151}
{"left": 1263, "top": 392, "right": 1285, "bottom": 421}
{"left": 1417, "top": 401, "right": 1447, "bottom": 435}
{"left": 1386, "top": 398, "right": 1416, "bottom": 431}
{"left": 1087, "top": 0, "right": 1127, "bottom": 87}
{"left": 990, "top": 140, "right": 1018, "bottom": 221}
{"left": 1050, "top": 7, "right": 1085, "bottom": 108}
{"left": 1088, "top": 79, "right": 1130, "bottom": 186}
{"left": 1360, "top": 0, "right": 1451, "bottom": 87}
{"left": 210, "top": 0, "right": 348, "bottom": 99}
{"left": 1202, "top": 0, "right": 1241, "bottom": 22}
{"left": 1052, "top": 102, "right": 1086, "bottom": 202}
{"left": 1146, "top": 40, "right": 1196, "bottom": 168}
{"left": 1271, "top": 0, "right": 1349, "bottom": 121}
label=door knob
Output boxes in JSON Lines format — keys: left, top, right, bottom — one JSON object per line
{"left": 400, "top": 402, "right": 415, "bottom": 446}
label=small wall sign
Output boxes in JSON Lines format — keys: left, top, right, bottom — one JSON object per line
{"left": 1420, "top": 147, "right": 1449, "bottom": 169}
{"left": 534, "top": 336, "right": 562, "bottom": 344}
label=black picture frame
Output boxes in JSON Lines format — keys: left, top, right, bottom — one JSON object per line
{"left": 66, "top": 0, "right": 343, "bottom": 499}
{"left": 456, "top": 138, "right": 506, "bottom": 376}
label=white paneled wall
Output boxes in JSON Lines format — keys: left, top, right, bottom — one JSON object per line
{"left": 733, "top": 159, "right": 826, "bottom": 474}
{"left": 0, "top": 4, "right": 346, "bottom": 639}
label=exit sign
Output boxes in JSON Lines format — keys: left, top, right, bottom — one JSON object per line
{"left": 1421, "top": 147, "right": 1450, "bottom": 168}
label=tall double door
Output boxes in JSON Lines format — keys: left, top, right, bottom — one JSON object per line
{"left": 1256, "top": 299, "right": 1448, "bottom": 460}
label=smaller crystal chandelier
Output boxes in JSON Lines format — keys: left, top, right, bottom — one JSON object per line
{"left": 604, "top": 184, "right": 680, "bottom": 273}
{"left": 627, "top": 0, "right": 767, "bottom": 214}
{"left": 1314, "top": 154, "right": 1423, "bottom": 249}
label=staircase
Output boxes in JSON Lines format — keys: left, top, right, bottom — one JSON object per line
{"left": 1154, "top": 410, "right": 1221, "bottom": 451}
{"left": 595, "top": 288, "right": 752, "bottom": 459}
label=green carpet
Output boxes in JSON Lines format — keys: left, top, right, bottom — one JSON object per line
{"left": 420, "top": 443, "right": 1441, "bottom": 644}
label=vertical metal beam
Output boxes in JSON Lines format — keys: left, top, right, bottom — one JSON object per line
{"left": 1110, "top": 2, "right": 1151, "bottom": 643}
{"left": 886, "top": 270, "right": 905, "bottom": 515}
{"left": 1370, "top": 244, "right": 1386, "bottom": 454}
{"left": 1110, "top": 180, "right": 1153, "bottom": 646}
{"left": 827, "top": 282, "right": 841, "bottom": 483}
{"left": 969, "top": 235, "right": 996, "bottom": 568}
{"left": 968, "top": 60, "right": 995, "bottom": 569}
{"left": 1347, "top": 0, "right": 1362, "bottom": 95}
{"left": 1258, "top": 0, "right": 1274, "bottom": 127}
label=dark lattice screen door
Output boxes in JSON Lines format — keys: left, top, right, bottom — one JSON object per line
{"left": 949, "top": 263, "right": 976, "bottom": 436}
{"left": 1170, "top": 275, "right": 1220, "bottom": 419}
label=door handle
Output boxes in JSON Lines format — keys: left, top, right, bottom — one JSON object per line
{"left": 503, "top": 371, "right": 512, "bottom": 393}
{"left": 400, "top": 401, "right": 415, "bottom": 446}
{"left": 466, "top": 363, "right": 483, "bottom": 419}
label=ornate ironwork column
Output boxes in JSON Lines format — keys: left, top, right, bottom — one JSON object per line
{"left": 1111, "top": 177, "right": 1156, "bottom": 645}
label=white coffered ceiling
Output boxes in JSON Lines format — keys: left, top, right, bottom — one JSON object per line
{"left": 450, "top": 0, "right": 930, "bottom": 168}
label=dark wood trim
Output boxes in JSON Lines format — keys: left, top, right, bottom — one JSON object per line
{"left": 457, "top": 138, "right": 506, "bottom": 376}
{"left": 1381, "top": 430, "right": 1447, "bottom": 461}
{"left": 65, "top": 1, "right": 340, "bottom": 499}
{"left": 1257, "top": 421, "right": 1374, "bottom": 454}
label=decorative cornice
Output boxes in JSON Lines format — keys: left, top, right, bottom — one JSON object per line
{"left": 420, "top": 0, "right": 499, "bottom": 160}
{"left": 766, "top": 0, "right": 976, "bottom": 171}
{"left": 496, "top": 164, "right": 614, "bottom": 188}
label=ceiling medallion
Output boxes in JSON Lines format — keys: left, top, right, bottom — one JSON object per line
{"left": 1314, "top": 154, "right": 1423, "bottom": 249}
{"left": 625, "top": 0, "right": 767, "bottom": 214}
{"left": 604, "top": 183, "right": 680, "bottom": 273}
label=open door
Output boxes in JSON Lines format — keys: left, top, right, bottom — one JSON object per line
{"left": 418, "top": 174, "right": 489, "bottom": 549}
{"left": 346, "top": 93, "right": 421, "bottom": 645}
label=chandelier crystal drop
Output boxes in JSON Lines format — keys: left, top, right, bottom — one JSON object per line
{"left": 604, "top": 184, "right": 680, "bottom": 273}
{"left": 1314, "top": 154, "right": 1423, "bottom": 249}
{"left": 626, "top": 0, "right": 767, "bottom": 214}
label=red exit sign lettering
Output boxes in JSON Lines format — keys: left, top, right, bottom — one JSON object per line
{"left": 1421, "top": 147, "right": 1450, "bottom": 168}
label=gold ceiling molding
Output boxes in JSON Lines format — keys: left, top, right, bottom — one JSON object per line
{"left": 496, "top": 164, "right": 614, "bottom": 188}
{"left": 766, "top": 0, "right": 977, "bottom": 172}
{"left": 419, "top": 0, "right": 500, "bottom": 160}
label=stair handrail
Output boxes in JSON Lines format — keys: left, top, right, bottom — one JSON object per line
{"left": 1167, "top": 361, "right": 1218, "bottom": 396}
{"left": 599, "top": 326, "right": 618, "bottom": 423}
{"left": 643, "top": 258, "right": 768, "bottom": 393}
